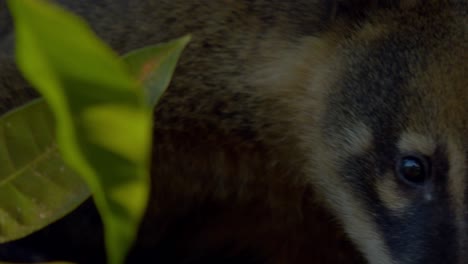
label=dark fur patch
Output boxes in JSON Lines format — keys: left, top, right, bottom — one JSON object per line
{"left": 322, "top": 2, "right": 464, "bottom": 262}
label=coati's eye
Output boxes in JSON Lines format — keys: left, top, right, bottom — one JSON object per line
{"left": 397, "top": 155, "right": 429, "bottom": 186}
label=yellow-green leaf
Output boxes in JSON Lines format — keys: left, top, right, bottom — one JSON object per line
{"left": 0, "top": 99, "right": 89, "bottom": 243}
{"left": 7, "top": 0, "right": 152, "bottom": 263}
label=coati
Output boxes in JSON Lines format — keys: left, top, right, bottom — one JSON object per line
{"left": 0, "top": 0, "right": 467, "bottom": 263}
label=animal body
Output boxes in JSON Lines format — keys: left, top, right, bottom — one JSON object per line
{"left": 0, "top": 0, "right": 466, "bottom": 264}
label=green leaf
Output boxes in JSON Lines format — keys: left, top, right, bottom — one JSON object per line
{"left": 0, "top": 99, "right": 89, "bottom": 243}
{"left": 8, "top": 0, "right": 152, "bottom": 263}
{"left": 0, "top": 34, "right": 189, "bottom": 253}
{"left": 124, "top": 35, "right": 190, "bottom": 107}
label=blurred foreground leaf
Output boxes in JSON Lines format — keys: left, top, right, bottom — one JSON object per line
{"left": 8, "top": 0, "right": 152, "bottom": 263}
{"left": 0, "top": 34, "right": 190, "bottom": 245}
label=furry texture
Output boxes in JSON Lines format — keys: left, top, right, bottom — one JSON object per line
{"left": 0, "top": 1, "right": 466, "bottom": 263}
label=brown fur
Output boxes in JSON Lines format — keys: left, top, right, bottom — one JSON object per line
{"left": 0, "top": 0, "right": 466, "bottom": 263}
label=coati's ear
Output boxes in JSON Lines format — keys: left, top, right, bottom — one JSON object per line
{"left": 326, "top": 0, "right": 421, "bottom": 20}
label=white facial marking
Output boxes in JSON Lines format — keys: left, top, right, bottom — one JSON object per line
{"left": 313, "top": 122, "right": 396, "bottom": 264}
{"left": 398, "top": 132, "right": 436, "bottom": 156}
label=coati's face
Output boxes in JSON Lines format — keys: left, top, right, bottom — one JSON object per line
{"left": 312, "top": 2, "right": 467, "bottom": 264}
